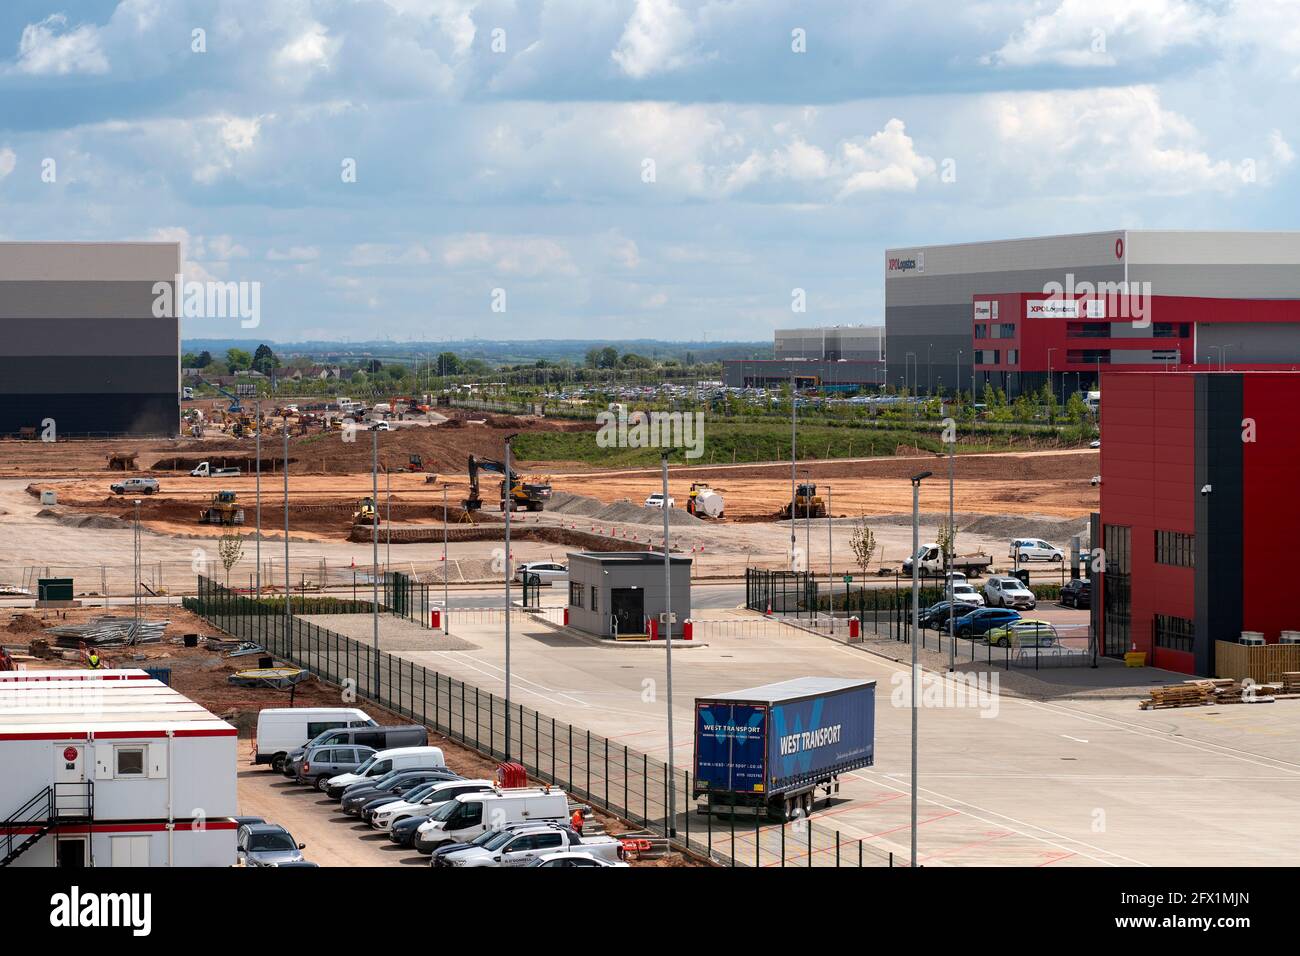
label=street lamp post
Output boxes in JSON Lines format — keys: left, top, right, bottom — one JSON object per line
{"left": 909, "top": 469, "right": 932, "bottom": 868}
{"left": 504, "top": 434, "right": 515, "bottom": 760}
{"left": 442, "top": 483, "right": 450, "bottom": 634}
{"left": 826, "top": 485, "right": 833, "bottom": 634}
{"left": 283, "top": 421, "right": 290, "bottom": 644}
{"left": 255, "top": 401, "right": 261, "bottom": 593}
{"left": 371, "top": 426, "right": 380, "bottom": 699}
{"left": 660, "top": 451, "right": 677, "bottom": 836}
{"left": 789, "top": 374, "right": 797, "bottom": 571}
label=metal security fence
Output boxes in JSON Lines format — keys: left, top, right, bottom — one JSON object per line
{"left": 188, "top": 575, "right": 901, "bottom": 867}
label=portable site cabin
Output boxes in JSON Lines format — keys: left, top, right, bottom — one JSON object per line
{"left": 565, "top": 551, "right": 692, "bottom": 639}
{"left": 0, "top": 668, "right": 237, "bottom": 868}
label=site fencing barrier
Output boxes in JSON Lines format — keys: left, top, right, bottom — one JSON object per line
{"left": 187, "top": 575, "right": 902, "bottom": 867}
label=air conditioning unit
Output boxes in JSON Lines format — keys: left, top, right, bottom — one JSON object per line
{"left": 1280, "top": 631, "right": 1300, "bottom": 645}
{"left": 1240, "top": 631, "right": 1266, "bottom": 646}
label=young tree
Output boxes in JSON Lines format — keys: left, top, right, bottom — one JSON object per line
{"left": 225, "top": 347, "right": 252, "bottom": 371}
{"left": 849, "top": 517, "right": 877, "bottom": 579}
{"left": 218, "top": 532, "right": 244, "bottom": 587}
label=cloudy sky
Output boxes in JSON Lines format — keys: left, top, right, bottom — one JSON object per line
{"left": 1, "top": 0, "right": 1297, "bottom": 343}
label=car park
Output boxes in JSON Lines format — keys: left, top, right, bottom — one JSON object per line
{"left": 531, "top": 851, "right": 629, "bottom": 868}
{"left": 415, "top": 787, "right": 570, "bottom": 853}
{"left": 436, "top": 823, "right": 624, "bottom": 867}
{"left": 514, "top": 561, "right": 568, "bottom": 585}
{"left": 282, "top": 724, "right": 429, "bottom": 779}
{"left": 985, "top": 619, "right": 1059, "bottom": 648}
{"left": 1060, "top": 578, "right": 1091, "bottom": 609}
{"left": 369, "top": 779, "right": 496, "bottom": 830}
{"left": 325, "top": 746, "right": 448, "bottom": 795}
{"left": 1009, "top": 538, "right": 1064, "bottom": 563}
{"left": 338, "top": 769, "right": 462, "bottom": 813}
{"left": 952, "top": 607, "right": 1021, "bottom": 640}
{"left": 237, "top": 823, "right": 307, "bottom": 867}
{"left": 984, "top": 576, "right": 1037, "bottom": 610}
{"left": 295, "top": 745, "right": 377, "bottom": 791}
{"left": 255, "top": 707, "right": 376, "bottom": 770}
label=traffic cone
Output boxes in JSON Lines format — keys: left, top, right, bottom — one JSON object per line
{"left": 765, "top": 602, "right": 772, "bottom": 617}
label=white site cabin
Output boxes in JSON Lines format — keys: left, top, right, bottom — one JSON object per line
{"left": 0, "top": 668, "right": 237, "bottom": 867}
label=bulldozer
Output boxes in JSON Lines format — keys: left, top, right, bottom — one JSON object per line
{"left": 352, "top": 496, "right": 379, "bottom": 525}
{"left": 200, "top": 490, "right": 245, "bottom": 525}
{"left": 779, "top": 482, "right": 826, "bottom": 520}
{"left": 463, "top": 455, "right": 552, "bottom": 512}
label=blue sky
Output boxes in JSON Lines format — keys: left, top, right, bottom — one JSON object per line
{"left": 0, "top": 0, "right": 1297, "bottom": 342}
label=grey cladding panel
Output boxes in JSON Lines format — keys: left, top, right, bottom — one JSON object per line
{"left": 0, "top": 281, "right": 175, "bottom": 320}
{"left": 0, "top": 355, "right": 178, "bottom": 394}
{"left": 0, "top": 316, "right": 178, "bottom": 356}
{"left": 886, "top": 266, "right": 1125, "bottom": 309}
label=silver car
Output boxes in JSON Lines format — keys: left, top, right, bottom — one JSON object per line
{"left": 295, "top": 744, "right": 377, "bottom": 791}
{"left": 237, "top": 824, "right": 306, "bottom": 867}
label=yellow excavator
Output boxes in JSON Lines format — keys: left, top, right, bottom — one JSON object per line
{"left": 463, "top": 455, "right": 552, "bottom": 512}
{"left": 200, "top": 490, "right": 245, "bottom": 525}
{"left": 779, "top": 482, "right": 827, "bottom": 520}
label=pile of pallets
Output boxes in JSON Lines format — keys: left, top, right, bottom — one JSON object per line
{"left": 1283, "top": 673, "right": 1300, "bottom": 694}
{"left": 1140, "top": 676, "right": 1300, "bottom": 709}
{"left": 1138, "top": 683, "right": 1215, "bottom": 710}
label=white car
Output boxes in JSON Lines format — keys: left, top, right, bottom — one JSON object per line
{"left": 950, "top": 583, "right": 985, "bottom": 607}
{"left": 983, "top": 576, "right": 1037, "bottom": 610}
{"left": 369, "top": 420, "right": 392, "bottom": 431}
{"left": 514, "top": 562, "right": 568, "bottom": 585}
{"left": 644, "top": 493, "right": 675, "bottom": 509}
{"left": 530, "top": 851, "right": 630, "bottom": 868}
{"left": 370, "top": 779, "right": 496, "bottom": 831}
{"left": 1009, "top": 538, "right": 1064, "bottom": 563}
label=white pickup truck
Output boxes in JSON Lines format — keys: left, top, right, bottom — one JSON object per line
{"left": 191, "top": 461, "right": 241, "bottom": 478}
{"left": 438, "top": 824, "right": 626, "bottom": 868}
{"left": 902, "top": 544, "right": 992, "bottom": 579}
{"left": 110, "top": 477, "right": 159, "bottom": 495}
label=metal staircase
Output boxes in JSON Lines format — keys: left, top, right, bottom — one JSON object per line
{"left": 1, "top": 782, "right": 94, "bottom": 866}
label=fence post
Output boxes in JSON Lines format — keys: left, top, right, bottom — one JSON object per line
{"left": 729, "top": 794, "right": 735, "bottom": 867}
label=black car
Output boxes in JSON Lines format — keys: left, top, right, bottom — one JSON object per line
{"left": 389, "top": 812, "right": 435, "bottom": 847}
{"left": 340, "top": 770, "right": 462, "bottom": 816}
{"left": 1060, "top": 578, "right": 1091, "bottom": 609}
{"left": 919, "top": 600, "right": 980, "bottom": 630}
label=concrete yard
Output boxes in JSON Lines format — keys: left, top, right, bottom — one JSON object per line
{"left": 317, "top": 611, "right": 1300, "bottom": 867}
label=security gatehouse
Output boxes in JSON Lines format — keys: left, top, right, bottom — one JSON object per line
{"left": 566, "top": 551, "right": 691, "bottom": 639}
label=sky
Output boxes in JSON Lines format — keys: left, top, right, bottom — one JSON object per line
{"left": 1, "top": 0, "right": 1298, "bottom": 343}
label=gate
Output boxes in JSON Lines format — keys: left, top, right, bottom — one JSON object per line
{"left": 745, "top": 568, "right": 817, "bottom": 615}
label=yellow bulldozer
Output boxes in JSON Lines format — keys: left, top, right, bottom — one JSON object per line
{"left": 200, "top": 490, "right": 245, "bottom": 525}
{"left": 779, "top": 482, "right": 826, "bottom": 520}
{"left": 352, "top": 496, "right": 379, "bottom": 525}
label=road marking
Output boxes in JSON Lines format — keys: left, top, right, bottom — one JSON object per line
{"left": 1061, "top": 734, "right": 1089, "bottom": 743}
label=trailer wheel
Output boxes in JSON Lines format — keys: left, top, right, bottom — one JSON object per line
{"left": 271, "top": 753, "right": 287, "bottom": 772}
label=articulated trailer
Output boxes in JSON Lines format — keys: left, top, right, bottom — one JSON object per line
{"left": 693, "top": 677, "right": 875, "bottom": 821}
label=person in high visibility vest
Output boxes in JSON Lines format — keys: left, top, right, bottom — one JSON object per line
{"left": 87, "top": 651, "right": 101, "bottom": 669}
{"left": 570, "top": 808, "right": 585, "bottom": 834}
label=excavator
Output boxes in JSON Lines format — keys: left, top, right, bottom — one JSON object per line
{"left": 779, "top": 482, "right": 827, "bottom": 520}
{"left": 200, "top": 490, "right": 245, "bottom": 525}
{"left": 463, "top": 455, "right": 552, "bottom": 512}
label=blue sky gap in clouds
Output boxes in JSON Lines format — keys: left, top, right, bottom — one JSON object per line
{"left": 0, "top": 0, "right": 1294, "bottom": 341}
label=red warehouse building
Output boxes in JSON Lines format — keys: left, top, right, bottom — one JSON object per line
{"left": 1095, "top": 371, "right": 1300, "bottom": 675}
{"left": 972, "top": 293, "right": 1300, "bottom": 398}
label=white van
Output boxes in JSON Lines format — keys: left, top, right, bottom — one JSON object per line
{"left": 255, "top": 707, "right": 375, "bottom": 770}
{"left": 414, "top": 787, "right": 570, "bottom": 852}
{"left": 326, "top": 746, "right": 447, "bottom": 790}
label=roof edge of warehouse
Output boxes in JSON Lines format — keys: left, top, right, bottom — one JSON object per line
{"left": 886, "top": 227, "right": 1300, "bottom": 254}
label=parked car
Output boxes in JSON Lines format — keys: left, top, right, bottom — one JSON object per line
{"left": 295, "top": 745, "right": 377, "bottom": 791}
{"left": 338, "top": 769, "right": 462, "bottom": 813}
{"left": 236, "top": 823, "right": 306, "bottom": 867}
{"left": 369, "top": 420, "right": 392, "bottom": 431}
{"left": 984, "top": 576, "right": 1037, "bottom": 610}
{"left": 986, "top": 619, "right": 1058, "bottom": 648}
{"left": 951, "top": 583, "right": 985, "bottom": 607}
{"left": 952, "top": 607, "right": 1021, "bottom": 640}
{"left": 514, "top": 562, "right": 568, "bottom": 586}
{"left": 255, "top": 707, "right": 375, "bottom": 770}
{"left": 415, "top": 787, "right": 570, "bottom": 853}
{"left": 644, "top": 493, "right": 675, "bottom": 509}
{"left": 919, "top": 601, "right": 974, "bottom": 630}
{"left": 110, "top": 477, "right": 159, "bottom": 495}
{"left": 425, "top": 820, "right": 578, "bottom": 860}
{"left": 1060, "top": 578, "right": 1091, "bottom": 609}
{"left": 282, "top": 724, "right": 429, "bottom": 779}
{"left": 369, "top": 779, "right": 497, "bottom": 830}
{"left": 437, "top": 823, "right": 625, "bottom": 867}
{"left": 1009, "top": 538, "right": 1064, "bottom": 563}
{"left": 325, "top": 746, "right": 448, "bottom": 796}
{"left": 531, "top": 852, "right": 629, "bottom": 868}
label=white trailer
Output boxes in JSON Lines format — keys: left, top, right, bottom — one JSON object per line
{"left": 0, "top": 669, "right": 237, "bottom": 868}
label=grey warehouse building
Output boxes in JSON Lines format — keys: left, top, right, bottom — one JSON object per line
{"left": 884, "top": 231, "right": 1300, "bottom": 397}
{"left": 566, "top": 551, "right": 691, "bottom": 639}
{"left": 0, "top": 242, "right": 181, "bottom": 436}
{"left": 724, "top": 325, "right": 885, "bottom": 390}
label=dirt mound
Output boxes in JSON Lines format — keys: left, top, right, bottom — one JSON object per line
{"left": 151, "top": 454, "right": 291, "bottom": 472}
{"left": 589, "top": 498, "right": 703, "bottom": 526}
{"left": 37, "top": 508, "right": 127, "bottom": 530}
{"left": 960, "top": 513, "right": 1091, "bottom": 544}
{"left": 546, "top": 491, "right": 606, "bottom": 516}
{"left": 4, "top": 613, "right": 49, "bottom": 635}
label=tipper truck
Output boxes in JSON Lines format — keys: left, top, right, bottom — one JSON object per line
{"left": 693, "top": 677, "right": 875, "bottom": 820}
{"left": 901, "top": 544, "right": 993, "bottom": 579}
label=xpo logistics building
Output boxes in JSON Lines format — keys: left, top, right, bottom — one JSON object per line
{"left": 884, "top": 231, "right": 1300, "bottom": 398}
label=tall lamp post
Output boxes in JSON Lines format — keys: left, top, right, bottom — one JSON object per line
{"left": 283, "top": 419, "right": 290, "bottom": 647}
{"left": 255, "top": 400, "right": 262, "bottom": 593}
{"left": 789, "top": 374, "right": 797, "bottom": 571}
{"left": 660, "top": 451, "right": 677, "bottom": 836}
{"left": 442, "top": 483, "right": 450, "bottom": 634}
{"left": 826, "top": 484, "right": 833, "bottom": 634}
{"left": 909, "top": 469, "right": 932, "bottom": 868}
{"left": 503, "top": 434, "right": 515, "bottom": 760}
{"left": 371, "top": 426, "right": 380, "bottom": 699}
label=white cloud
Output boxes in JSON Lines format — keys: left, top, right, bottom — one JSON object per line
{"left": 611, "top": 0, "right": 698, "bottom": 78}
{"left": 991, "top": 0, "right": 1215, "bottom": 68}
{"left": 1270, "top": 130, "right": 1295, "bottom": 167}
{"left": 345, "top": 243, "right": 432, "bottom": 266}
{"left": 277, "top": 22, "right": 338, "bottom": 72}
{"left": 441, "top": 234, "right": 577, "bottom": 277}
{"left": 267, "top": 245, "right": 321, "bottom": 262}
{"left": 12, "top": 14, "right": 109, "bottom": 76}
{"left": 207, "top": 235, "right": 249, "bottom": 259}
{"left": 0, "top": 148, "right": 15, "bottom": 179}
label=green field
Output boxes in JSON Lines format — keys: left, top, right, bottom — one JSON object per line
{"left": 511, "top": 420, "right": 1088, "bottom": 467}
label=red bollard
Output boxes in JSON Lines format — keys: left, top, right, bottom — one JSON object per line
{"left": 563, "top": 607, "right": 570, "bottom": 626}
{"left": 431, "top": 609, "right": 441, "bottom": 629}
{"left": 649, "top": 617, "right": 659, "bottom": 640}
{"left": 849, "top": 616, "right": 860, "bottom": 639}
{"left": 683, "top": 619, "right": 693, "bottom": 641}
